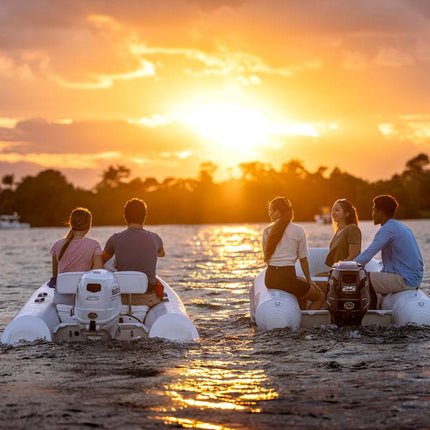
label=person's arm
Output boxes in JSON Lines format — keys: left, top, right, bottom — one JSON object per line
{"left": 102, "top": 250, "right": 113, "bottom": 264}
{"left": 101, "top": 235, "right": 115, "bottom": 264}
{"left": 156, "top": 234, "right": 165, "bottom": 257}
{"left": 51, "top": 255, "right": 58, "bottom": 277}
{"left": 355, "top": 227, "right": 390, "bottom": 266}
{"left": 346, "top": 243, "right": 361, "bottom": 260}
{"left": 345, "top": 225, "right": 361, "bottom": 261}
{"left": 299, "top": 257, "right": 313, "bottom": 285}
{"left": 93, "top": 253, "right": 104, "bottom": 269}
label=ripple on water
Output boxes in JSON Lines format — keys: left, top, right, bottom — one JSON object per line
{"left": 1, "top": 222, "right": 430, "bottom": 429}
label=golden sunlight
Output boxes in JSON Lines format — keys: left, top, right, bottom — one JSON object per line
{"left": 184, "top": 103, "right": 269, "bottom": 151}
{"left": 162, "top": 361, "right": 278, "bottom": 414}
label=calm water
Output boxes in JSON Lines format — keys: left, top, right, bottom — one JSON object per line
{"left": 1, "top": 221, "right": 430, "bottom": 429}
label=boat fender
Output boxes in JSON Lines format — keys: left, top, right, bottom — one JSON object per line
{"left": 48, "top": 277, "right": 56, "bottom": 288}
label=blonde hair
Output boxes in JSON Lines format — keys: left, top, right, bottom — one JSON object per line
{"left": 58, "top": 207, "right": 92, "bottom": 261}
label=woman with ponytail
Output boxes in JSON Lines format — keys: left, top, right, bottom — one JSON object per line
{"left": 49, "top": 208, "right": 103, "bottom": 295}
{"left": 263, "top": 197, "right": 324, "bottom": 310}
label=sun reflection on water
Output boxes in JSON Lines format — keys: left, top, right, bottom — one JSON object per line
{"left": 154, "top": 416, "right": 236, "bottom": 430}
{"left": 191, "top": 224, "right": 264, "bottom": 285}
{"left": 152, "top": 224, "right": 277, "bottom": 427}
{"left": 154, "top": 360, "right": 278, "bottom": 427}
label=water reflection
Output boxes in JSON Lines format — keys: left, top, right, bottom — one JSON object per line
{"left": 155, "top": 359, "right": 278, "bottom": 427}
{"left": 190, "top": 225, "right": 263, "bottom": 287}
{"left": 155, "top": 416, "right": 235, "bottom": 430}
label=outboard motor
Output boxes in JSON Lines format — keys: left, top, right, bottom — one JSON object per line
{"left": 326, "top": 261, "right": 370, "bottom": 327}
{"left": 74, "top": 270, "right": 121, "bottom": 338}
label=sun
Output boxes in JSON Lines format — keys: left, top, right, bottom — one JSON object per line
{"left": 184, "top": 102, "right": 269, "bottom": 151}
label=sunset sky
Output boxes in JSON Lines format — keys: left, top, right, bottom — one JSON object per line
{"left": 1, "top": 0, "right": 430, "bottom": 188}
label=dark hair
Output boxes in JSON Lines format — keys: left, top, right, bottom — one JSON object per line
{"left": 373, "top": 194, "right": 398, "bottom": 218}
{"left": 264, "top": 197, "right": 293, "bottom": 263}
{"left": 58, "top": 207, "right": 92, "bottom": 261}
{"left": 124, "top": 198, "right": 147, "bottom": 224}
{"left": 333, "top": 198, "right": 359, "bottom": 231}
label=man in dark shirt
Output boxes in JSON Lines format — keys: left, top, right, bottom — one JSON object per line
{"left": 102, "top": 198, "right": 165, "bottom": 306}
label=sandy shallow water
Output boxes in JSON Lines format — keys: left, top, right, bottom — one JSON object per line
{"left": 1, "top": 222, "right": 430, "bottom": 429}
{"left": 2, "top": 325, "right": 430, "bottom": 429}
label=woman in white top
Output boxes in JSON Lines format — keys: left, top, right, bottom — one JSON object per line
{"left": 263, "top": 197, "right": 324, "bottom": 310}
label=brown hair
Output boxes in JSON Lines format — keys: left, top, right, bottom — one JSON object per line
{"left": 263, "top": 197, "right": 293, "bottom": 263}
{"left": 373, "top": 194, "right": 398, "bottom": 218}
{"left": 58, "top": 207, "right": 92, "bottom": 261}
{"left": 124, "top": 198, "right": 147, "bottom": 224}
{"left": 333, "top": 199, "right": 359, "bottom": 232}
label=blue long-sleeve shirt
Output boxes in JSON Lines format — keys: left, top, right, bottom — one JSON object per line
{"left": 355, "top": 219, "right": 423, "bottom": 287}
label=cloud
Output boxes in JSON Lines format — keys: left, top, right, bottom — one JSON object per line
{"left": 0, "top": 118, "right": 204, "bottom": 155}
{"left": 378, "top": 115, "right": 430, "bottom": 144}
{"left": 2, "top": 0, "right": 426, "bottom": 90}
{"left": 0, "top": 0, "right": 430, "bottom": 187}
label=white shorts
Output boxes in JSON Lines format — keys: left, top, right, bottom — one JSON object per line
{"left": 369, "top": 272, "right": 418, "bottom": 295}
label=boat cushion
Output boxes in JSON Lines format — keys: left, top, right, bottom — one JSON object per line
{"left": 56, "top": 272, "right": 86, "bottom": 294}
{"left": 115, "top": 271, "right": 148, "bottom": 294}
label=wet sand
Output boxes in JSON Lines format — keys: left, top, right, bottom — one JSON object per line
{"left": 2, "top": 325, "right": 430, "bottom": 430}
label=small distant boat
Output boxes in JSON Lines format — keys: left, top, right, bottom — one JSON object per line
{"left": 0, "top": 213, "right": 30, "bottom": 229}
{"left": 314, "top": 206, "right": 331, "bottom": 224}
{"left": 1, "top": 269, "right": 198, "bottom": 344}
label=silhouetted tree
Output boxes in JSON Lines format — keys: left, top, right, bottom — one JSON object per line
{"left": 3, "top": 153, "right": 430, "bottom": 226}
{"left": 2, "top": 174, "right": 14, "bottom": 189}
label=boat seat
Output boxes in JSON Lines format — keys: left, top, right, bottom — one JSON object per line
{"left": 55, "top": 272, "right": 86, "bottom": 309}
{"left": 307, "top": 248, "right": 331, "bottom": 275}
{"left": 115, "top": 271, "right": 148, "bottom": 294}
{"left": 56, "top": 272, "right": 86, "bottom": 294}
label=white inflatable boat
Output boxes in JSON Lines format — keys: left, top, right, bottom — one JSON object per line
{"left": 1, "top": 269, "right": 198, "bottom": 345}
{"left": 251, "top": 247, "right": 430, "bottom": 330}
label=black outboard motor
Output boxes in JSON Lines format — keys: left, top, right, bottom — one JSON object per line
{"left": 326, "top": 261, "right": 370, "bottom": 327}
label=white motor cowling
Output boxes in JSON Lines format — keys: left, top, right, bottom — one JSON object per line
{"left": 74, "top": 270, "right": 121, "bottom": 335}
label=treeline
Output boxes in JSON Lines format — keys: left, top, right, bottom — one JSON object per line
{"left": 1, "top": 154, "right": 429, "bottom": 227}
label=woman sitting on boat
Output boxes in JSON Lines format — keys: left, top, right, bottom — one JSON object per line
{"left": 263, "top": 197, "right": 324, "bottom": 310}
{"left": 315, "top": 199, "right": 362, "bottom": 293}
{"left": 325, "top": 199, "right": 361, "bottom": 266}
{"left": 49, "top": 207, "right": 104, "bottom": 304}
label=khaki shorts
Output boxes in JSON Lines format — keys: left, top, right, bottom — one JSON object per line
{"left": 369, "top": 272, "right": 418, "bottom": 295}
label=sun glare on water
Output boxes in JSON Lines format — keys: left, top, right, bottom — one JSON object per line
{"left": 185, "top": 102, "right": 269, "bottom": 151}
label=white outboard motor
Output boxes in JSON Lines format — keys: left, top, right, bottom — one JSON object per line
{"left": 74, "top": 270, "right": 121, "bottom": 337}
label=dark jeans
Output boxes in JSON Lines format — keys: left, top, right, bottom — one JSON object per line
{"left": 265, "top": 265, "right": 310, "bottom": 298}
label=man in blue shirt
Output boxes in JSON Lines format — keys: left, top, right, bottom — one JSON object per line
{"left": 355, "top": 195, "right": 423, "bottom": 295}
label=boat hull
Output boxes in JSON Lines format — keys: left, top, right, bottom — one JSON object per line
{"left": 1, "top": 275, "right": 198, "bottom": 345}
{"left": 251, "top": 247, "right": 430, "bottom": 330}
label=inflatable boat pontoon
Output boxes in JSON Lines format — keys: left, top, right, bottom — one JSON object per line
{"left": 251, "top": 247, "right": 430, "bottom": 330}
{"left": 1, "top": 269, "right": 198, "bottom": 344}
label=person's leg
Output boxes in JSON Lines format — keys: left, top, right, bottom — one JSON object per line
{"left": 297, "top": 296, "right": 307, "bottom": 310}
{"left": 301, "top": 284, "right": 325, "bottom": 310}
{"left": 369, "top": 272, "right": 415, "bottom": 295}
{"left": 295, "top": 278, "right": 325, "bottom": 310}
{"left": 266, "top": 266, "right": 311, "bottom": 308}
{"left": 300, "top": 271, "right": 328, "bottom": 295}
